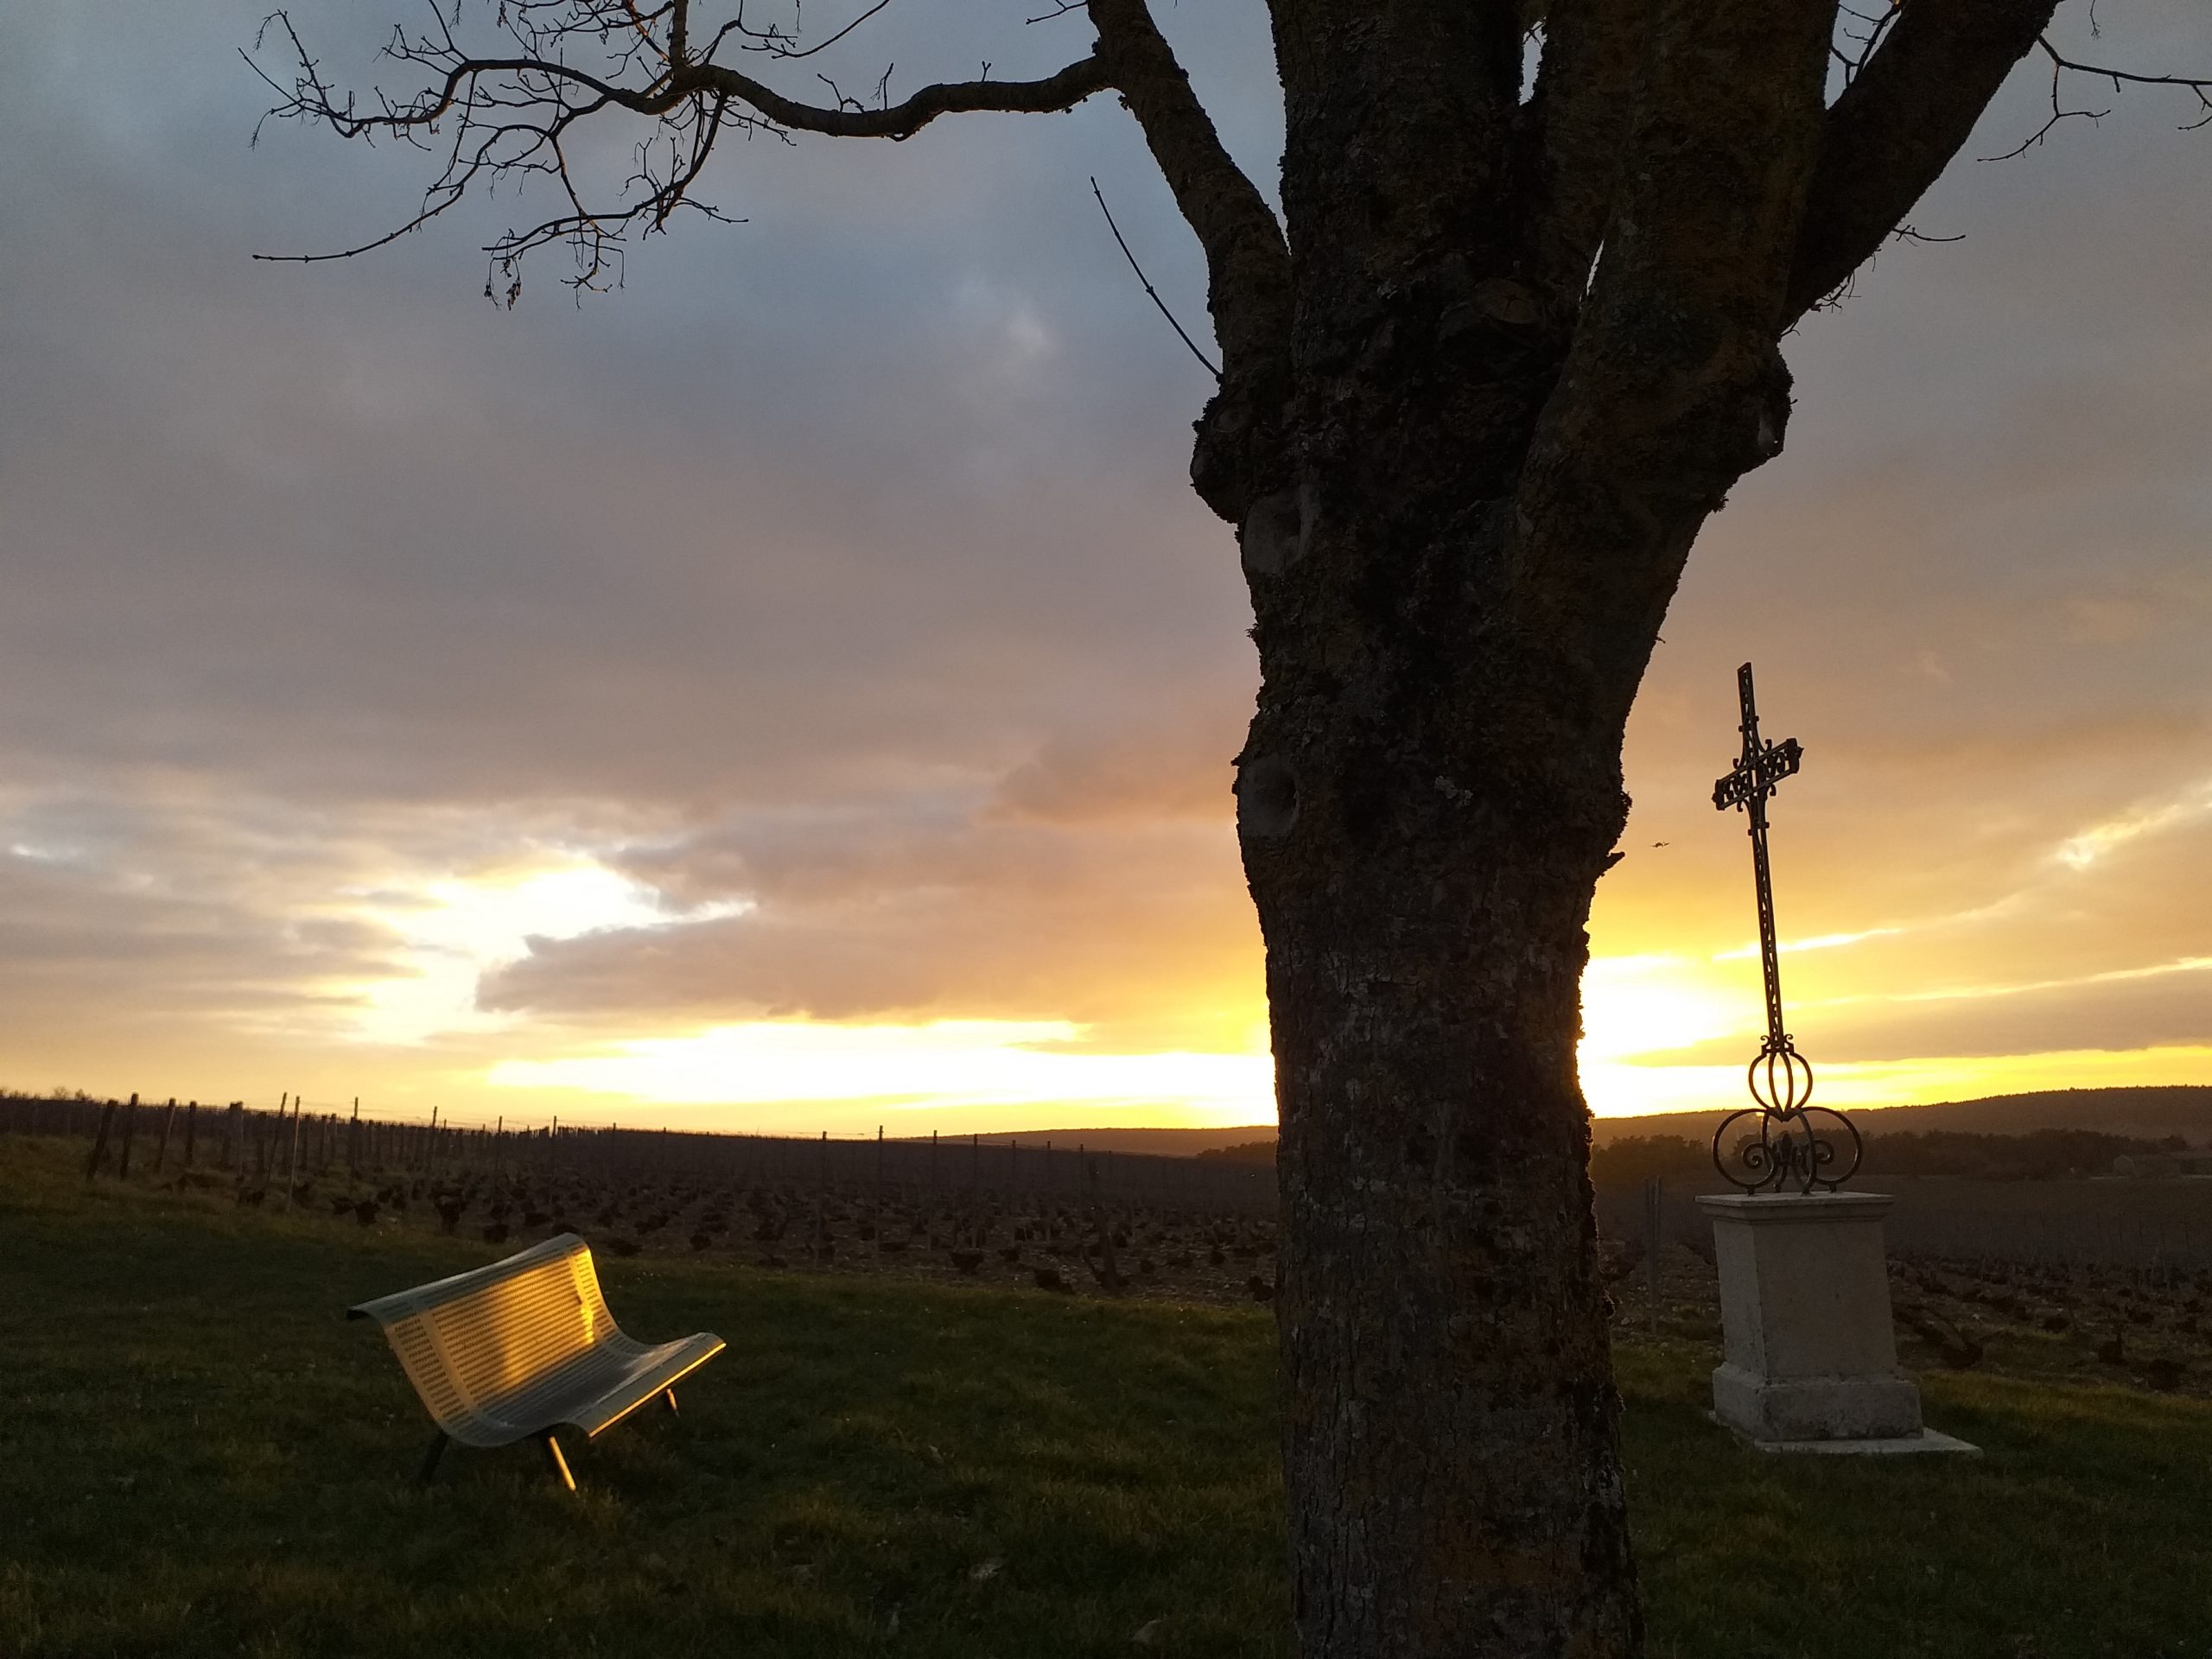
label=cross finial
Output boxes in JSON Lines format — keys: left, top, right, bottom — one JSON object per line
{"left": 1713, "top": 662, "right": 1802, "bottom": 818}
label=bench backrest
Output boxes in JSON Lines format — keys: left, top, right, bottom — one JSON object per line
{"left": 351, "top": 1234, "right": 617, "bottom": 1425}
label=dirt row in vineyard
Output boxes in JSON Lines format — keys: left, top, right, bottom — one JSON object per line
{"left": 156, "top": 1157, "right": 1287, "bottom": 1309}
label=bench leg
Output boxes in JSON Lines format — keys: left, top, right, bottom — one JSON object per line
{"left": 539, "top": 1430, "right": 576, "bottom": 1493}
{"left": 663, "top": 1388, "right": 679, "bottom": 1414}
{"left": 417, "top": 1432, "right": 448, "bottom": 1486}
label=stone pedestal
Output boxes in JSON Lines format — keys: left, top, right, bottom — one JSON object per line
{"left": 1697, "top": 1192, "right": 1974, "bottom": 1454}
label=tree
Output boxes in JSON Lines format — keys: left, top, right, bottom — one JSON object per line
{"left": 253, "top": 3, "right": 2209, "bottom": 1651}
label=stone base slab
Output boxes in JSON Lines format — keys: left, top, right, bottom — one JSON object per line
{"left": 1709, "top": 1414, "right": 1980, "bottom": 1457}
{"left": 1712, "top": 1361, "right": 1923, "bottom": 1443}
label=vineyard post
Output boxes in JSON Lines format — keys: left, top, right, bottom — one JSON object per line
{"left": 1083, "top": 1147, "right": 1123, "bottom": 1294}
{"left": 117, "top": 1093, "right": 140, "bottom": 1180}
{"left": 815, "top": 1131, "right": 828, "bottom": 1262}
{"left": 283, "top": 1092, "right": 304, "bottom": 1209}
{"left": 153, "top": 1097, "right": 178, "bottom": 1174}
{"left": 85, "top": 1098, "right": 118, "bottom": 1181}
{"left": 183, "top": 1100, "right": 198, "bottom": 1167}
{"left": 1643, "top": 1178, "right": 1664, "bottom": 1334}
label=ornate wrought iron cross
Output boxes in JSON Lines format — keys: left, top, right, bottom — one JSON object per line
{"left": 1709, "top": 663, "right": 1860, "bottom": 1193}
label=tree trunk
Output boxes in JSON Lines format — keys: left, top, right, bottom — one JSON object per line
{"left": 1270, "top": 910, "right": 1635, "bottom": 1651}
{"left": 1233, "top": 4, "right": 1840, "bottom": 1647}
{"left": 1230, "top": 230, "right": 1761, "bottom": 1651}
{"left": 1242, "top": 461, "right": 1656, "bottom": 1653}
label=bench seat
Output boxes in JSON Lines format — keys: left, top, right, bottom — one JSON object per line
{"left": 350, "top": 1232, "right": 724, "bottom": 1466}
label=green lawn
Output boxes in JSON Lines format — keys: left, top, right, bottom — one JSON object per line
{"left": 6, "top": 1139, "right": 2212, "bottom": 1658}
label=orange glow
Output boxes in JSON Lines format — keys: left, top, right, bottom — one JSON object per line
{"left": 488, "top": 1018, "right": 1275, "bottom": 1132}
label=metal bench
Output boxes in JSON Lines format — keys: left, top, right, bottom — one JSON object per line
{"left": 348, "top": 1231, "right": 724, "bottom": 1490}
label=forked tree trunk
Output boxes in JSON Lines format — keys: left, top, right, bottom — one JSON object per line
{"left": 1225, "top": 242, "right": 1717, "bottom": 1659}
{"left": 1221, "top": 3, "right": 1847, "bottom": 1646}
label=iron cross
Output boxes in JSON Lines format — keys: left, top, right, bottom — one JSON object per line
{"left": 1708, "top": 663, "right": 1859, "bottom": 1192}
{"left": 1712, "top": 662, "right": 1802, "bottom": 1052}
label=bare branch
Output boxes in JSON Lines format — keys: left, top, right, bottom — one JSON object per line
{"left": 1516, "top": 0, "right": 1645, "bottom": 305}
{"left": 1804, "top": 8, "right": 2212, "bottom": 316}
{"left": 1511, "top": 0, "right": 1837, "bottom": 724}
{"left": 2042, "top": 29, "right": 2212, "bottom": 113}
{"left": 1086, "top": 0, "right": 1290, "bottom": 520}
{"left": 1977, "top": 38, "right": 2112, "bottom": 162}
{"left": 249, "top": 1, "right": 1108, "bottom": 295}
{"left": 1981, "top": 34, "right": 2212, "bottom": 162}
{"left": 1784, "top": 0, "right": 2057, "bottom": 323}
{"left": 1090, "top": 176, "right": 1221, "bottom": 380}
{"left": 724, "top": 0, "right": 895, "bottom": 63}
{"left": 694, "top": 54, "right": 1109, "bottom": 139}
{"left": 1832, "top": 2, "right": 1903, "bottom": 88}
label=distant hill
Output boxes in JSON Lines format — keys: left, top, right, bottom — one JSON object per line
{"left": 902, "top": 1126, "right": 1279, "bottom": 1158}
{"left": 1592, "top": 1086, "right": 2212, "bottom": 1148}
{"left": 995, "top": 1088, "right": 2212, "bottom": 1162}
{"left": 1196, "top": 1139, "right": 1276, "bottom": 1166}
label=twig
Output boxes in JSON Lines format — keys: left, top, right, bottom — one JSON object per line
{"left": 1983, "top": 35, "right": 2212, "bottom": 162}
{"left": 1090, "top": 175, "right": 1220, "bottom": 381}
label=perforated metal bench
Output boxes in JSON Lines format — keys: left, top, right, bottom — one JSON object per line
{"left": 348, "top": 1231, "right": 724, "bottom": 1490}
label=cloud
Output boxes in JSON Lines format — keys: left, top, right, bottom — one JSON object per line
{"left": 480, "top": 780, "right": 1262, "bottom": 1052}
{"left": 988, "top": 721, "right": 1242, "bottom": 825}
{"left": 2053, "top": 777, "right": 2212, "bottom": 870}
{"left": 1649, "top": 958, "right": 2212, "bottom": 1071}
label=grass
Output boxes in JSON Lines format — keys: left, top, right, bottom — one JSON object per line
{"left": 6, "top": 1140, "right": 2212, "bottom": 1658}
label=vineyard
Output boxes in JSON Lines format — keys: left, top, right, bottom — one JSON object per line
{"left": 1596, "top": 1173, "right": 2212, "bottom": 1276}
{"left": 19, "top": 1090, "right": 2212, "bottom": 1325}
{"left": 1, "top": 1094, "right": 1281, "bottom": 1307}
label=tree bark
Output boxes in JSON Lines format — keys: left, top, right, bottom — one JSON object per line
{"left": 1240, "top": 453, "right": 1656, "bottom": 1656}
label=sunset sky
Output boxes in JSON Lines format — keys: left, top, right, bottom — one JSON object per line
{"left": 3, "top": 1, "right": 2209, "bottom": 1135}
